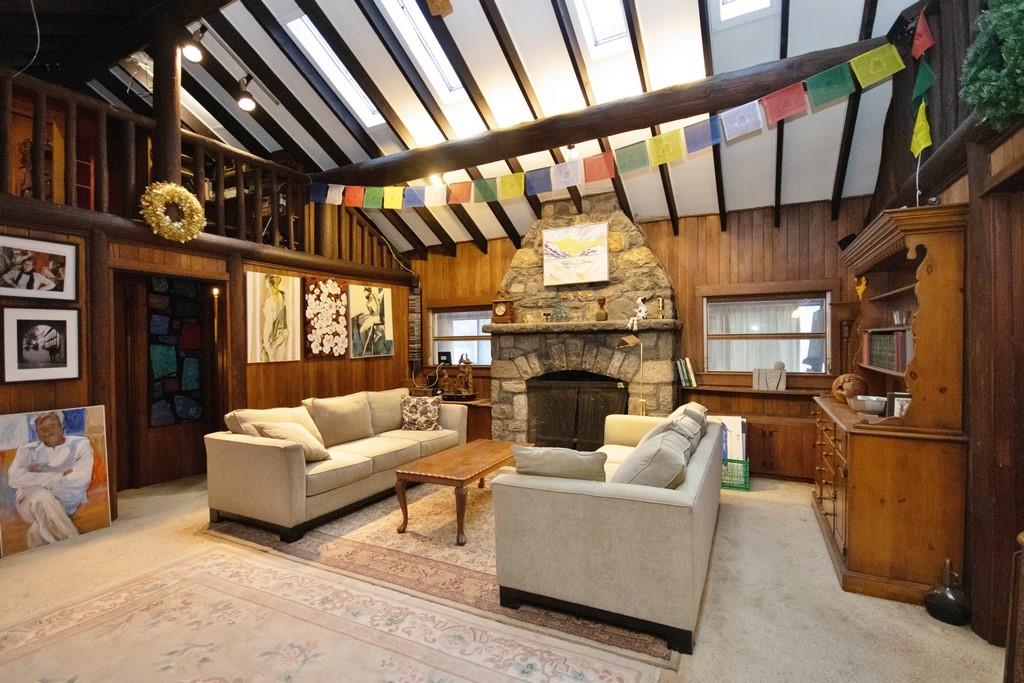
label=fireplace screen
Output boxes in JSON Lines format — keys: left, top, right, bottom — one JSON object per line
{"left": 526, "top": 371, "right": 628, "bottom": 451}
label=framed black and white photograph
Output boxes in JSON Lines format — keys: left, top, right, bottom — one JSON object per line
{"left": 885, "top": 391, "right": 912, "bottom": 417}
{"left": 3, "top": 309, "right": 80, "bottom": 382}
{"left": 0, "top": 236, "right": 77, "bottom": 301}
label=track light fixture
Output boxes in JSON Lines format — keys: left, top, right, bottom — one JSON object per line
{"left": 182, "top": 27, "right": 206, "bottom": 63}
{"left": 236, "top": 75, "right": 256, "bottom": 112}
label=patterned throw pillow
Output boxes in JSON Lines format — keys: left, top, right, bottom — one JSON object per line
{"left": 401, "top": 395, "right": 442, "bottom": 431}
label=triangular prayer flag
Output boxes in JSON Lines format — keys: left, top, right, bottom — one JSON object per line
{"left": 447, "top": 181, "right": 472, "bottom": 204}
{"left": 849, "top": 43, "right": 905, "bottom": 89}
{"left": 911, "top": 9, "right": 935, "bottom": 60}
{"left": 614, "top": 140, "right": 650, "bottom": 173}
{"left": 551, "top": 159, "right": 583, "bottom": 190}
{"left": 684, "top": 117, "right": 722, "bottom": 153}
{"left": 761, "top": 82, "right": 808, "bottom": 127}
{"left": 804, "top": 63, "right": 856, "bottom": 109}
{"left": 912, "top": 60, "right": 935, "bottom": 105}
{"left": 525, "top": 167, "right": 553, "bottom": 195}
{"left": 911, "top": 101, "right": 932, "bottom": 159}
{"left": 403, "top": 186, "right": 426, "bottom": 208}
{"left": 583, "top": 151, "right": 615, "bottom": 182}
{"left": 498, "top": 172, "right": 525, "bottom": 199}
{"left": 309, "top": 182, "right": 328, "bottom": 203}
{"left": 472, "top": 177, "right": 498, "bottom": 203}
{"left": 424, "top": 184, "right": 446, "bottom": 207}
{"left": 325, "top": 184, "right": 345, "bottom": 205}
{"left": 362, "top": 186, "right": 384, "bottom": 209}
{"left": 720, "top": 101, "right": 764, "bottom": 141}
{"left": 383, "top": 185, "right": 405, "bottom": 210}
{"left": 343, "top": 186, "right": 365, "bottom": 207}
{"left": 647, "top": 129, "right": 685, "bottom": 166}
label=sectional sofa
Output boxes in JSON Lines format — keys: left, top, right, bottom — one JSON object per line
{"left": 204, "top": 388, "right": 467, "bottom": 541}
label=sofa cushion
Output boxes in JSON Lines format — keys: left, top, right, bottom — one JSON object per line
{"left": 636, "top": 415, "right": 689, "bottom": 446}
{"left": 681, "top": 401, "right": 709, "bottom": 435}
{"left": 675, "top": 416, "right": 702, "bottom": 461}
{"left": 367, "top": 388, "right": 409, "bottom": 434}
{"left": 306, "top": 450, "right": 373, "bottom": 496}
{"left": 225, "top": 406, "right": 324, "bottom": 445}
{"left": 609, "top": 430, "right": 688, "bottom": 488}
{"left": 330, "top": 436, "right": 421, "bottom": 474}
{"left": 597, "top": 443, "right": 635, "bottom": 464}
{"left": 305, "top": 394, "right": 374, "bottom": 447}
{"left": 512, "top": 445, "right": 607, "bottom": 481}
{"left": 401, "top": 395, "right": 442, "bottom": 431}
{"left": 250, "top": 420, "right": 330, "bottom": 462}
{"left": 379, "top": 428, "right": 459, "bottom": 457}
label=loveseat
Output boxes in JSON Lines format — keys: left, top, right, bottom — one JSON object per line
{"left": 492, "top": 408, "right": 722, "bottom": 654}
{"left": 204, "top": 388, "right": 467, "bottom": 541}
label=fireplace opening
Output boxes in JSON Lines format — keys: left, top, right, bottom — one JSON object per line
{"left": 526, "top": 371, "right": 628, "bottom": 450}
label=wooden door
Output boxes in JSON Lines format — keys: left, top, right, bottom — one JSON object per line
{"left": 115, "top": 274, "right": 220, "bottom": 488}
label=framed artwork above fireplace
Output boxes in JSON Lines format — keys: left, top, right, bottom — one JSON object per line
{"left": 542, "top": 223, "right": 609, "bottom": 286}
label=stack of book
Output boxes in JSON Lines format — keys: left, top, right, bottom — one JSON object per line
{"left": 676, "top": 357, "right": 698, "bottom": 387}
{"left": 861, "top": 330, "right": 914, "bottom": 372}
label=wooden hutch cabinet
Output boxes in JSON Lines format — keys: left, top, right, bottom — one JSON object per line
{"left": 812, "top": 205, "right": 968, "bottom": 604}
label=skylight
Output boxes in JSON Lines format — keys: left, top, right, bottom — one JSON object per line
{"left": 286, "top": 15, "right": 385, "bottom": 127}
{"left": 379, "top": 0, "right": 465, "bottom": 104}
{"left": 573, "top": 0, "right": 628, "bottom": 48}
{"left": 719, "top": 0, "right": 773, "bottom": 23}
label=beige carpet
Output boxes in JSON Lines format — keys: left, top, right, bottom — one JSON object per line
{"left": 0, "top": 475, "right": 1005, "bottom": 682}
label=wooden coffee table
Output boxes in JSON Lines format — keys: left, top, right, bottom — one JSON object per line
{"left": 395, "top": 439, "right": 516, "bottom": 546}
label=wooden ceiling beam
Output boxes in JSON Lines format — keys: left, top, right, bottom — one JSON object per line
{"left": 622, "top": 0, "right": 679, "bottom": 234}
{"left": 353, "top": 0, "right": 513, "bottom": 251}
{"left": 95, "top": 68, "right": 153, "bottom": 117}
{"left": 380, "top": 210, "right": 428, "bottom": 260}
{"left": 180, "top": 68, "right": 271, "bottom": 158}
{"left": 313, "top": 34, "right": 888, "bottom": 188}
{"left": 773, "top": 0, "right": 791, "bottom": 228}
{"left": 415, "top": 0, "right": 541, "bottom": 222}
{"left": 831, "top": 0, "right": 878, "bottom": 220}
{"left": 204, "top": 13, "right": 350, "bottom": 165}
{"left": 478, "top": 0, "right": 584, "bottom": 214}
{"left": 550, "top": 0, "right": 633, "bottom": 220}
{"left": 697, "top": 0, "right": 728, "bottom": 232}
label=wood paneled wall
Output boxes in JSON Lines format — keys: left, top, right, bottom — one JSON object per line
{"left": 0, "top": 225, "right": 88, "bottom": 414}
{"left": 413, "top": 239, "right": 517, "bottom": 309}
{"left": 243, "top": 262, "right": 410, "bottom": 409}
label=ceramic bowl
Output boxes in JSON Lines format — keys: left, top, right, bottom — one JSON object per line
{"left": 848, "top": 395, "right": 887, "bottom": 414}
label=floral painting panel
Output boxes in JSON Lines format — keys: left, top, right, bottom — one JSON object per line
{"left": 542, "top": 223, "right": 609, "bottom": 286}
{"left": 349, "top": 286, "right": 394, "bottom": 358}
{"left": 304, "top": 277, "right": 349, "bottom": 358}
{"left": 246, "top": 272, "right": 301, "bottom": 363}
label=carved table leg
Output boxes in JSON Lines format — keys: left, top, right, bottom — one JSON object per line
{"left": 396, "top": 478, "right": 409, "bottom": 534}
{"left": 455, "top": 485, "right": 468, "bottom": 546}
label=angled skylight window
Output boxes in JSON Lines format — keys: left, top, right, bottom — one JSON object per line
{"left": 286, "top": 15, "right": 385, "bottom": 127}
{"left": 574, "top": 0, "right": 628, "bottom": 47}
{"left": 379, "top": 0, "right": 465, "bottom": 103}
{"left": 717, "top": 0, "right": 775, "bottom": 24}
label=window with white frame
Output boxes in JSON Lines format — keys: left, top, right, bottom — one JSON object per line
{"left": 431, "top": 309, "right": 491, "bottom": 366}
{"left": 712, "top": 0, "right": 778, "bottom": 29}
{"left": 704, "top": 294, "right": 829, "bottom": 373}
{"left": 379, "top": 0, "right": 466, "bottom": 103}
{"left": 572, "top": 0, "right": 629, "bottom": 59}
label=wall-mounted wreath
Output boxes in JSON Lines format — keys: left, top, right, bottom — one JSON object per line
{"left": 304, "top": 277, "right": 348, "bottom": 357}
{"left": 961, "top": 0, "right": 1024, "bottom": 132}
{"left": 140, "top": 182, "right": 205, "bottom": 243}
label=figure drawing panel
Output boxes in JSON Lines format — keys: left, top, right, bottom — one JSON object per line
{"left": 350, "top": 286, "right": 394, "bottom": 358}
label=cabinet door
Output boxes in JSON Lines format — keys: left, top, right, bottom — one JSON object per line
{"left": 746, "top": 423, "right": 773, "bottom": 474}
{"left": 834, "top": 455, "right": 848, "bottom": 555}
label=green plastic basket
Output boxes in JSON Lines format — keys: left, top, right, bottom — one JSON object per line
{"left": 722, "top": 458, "right": 750, "bottom": 491}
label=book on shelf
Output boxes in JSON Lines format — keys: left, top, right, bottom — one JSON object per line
{"left": 685, "top": 358, "right": 698, "bottom": 388}
{"left": 676, "top": 359, "right": 689, "bottom": 387}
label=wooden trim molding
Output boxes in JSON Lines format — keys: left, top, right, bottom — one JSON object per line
{"left": 696, "top": 279, "right": 840, "bottom": 298}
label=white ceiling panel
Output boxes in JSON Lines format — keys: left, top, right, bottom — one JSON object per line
{"left": 365, "top": 210, "right": 413, "bottom": 253}
{"left": 183, "top": 60, "right": 280, "bottom": 152}
{"left": 397, "top": 209, "right": 439, "bottom": 246}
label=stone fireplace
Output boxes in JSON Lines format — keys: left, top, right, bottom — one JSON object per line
{"left": 485, "top": 194, "right": 681, "bottom": 443}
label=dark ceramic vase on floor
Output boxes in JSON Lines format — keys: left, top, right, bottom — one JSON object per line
{"left": 924, "top": 559, "right": 971, "bottom": 626}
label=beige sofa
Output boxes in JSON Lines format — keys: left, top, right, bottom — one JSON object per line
{"left": 492, "top": 413, "right": 723, "bottom": 654}
{"left": 204, "top": 388, "right": 467, "bottom": 541}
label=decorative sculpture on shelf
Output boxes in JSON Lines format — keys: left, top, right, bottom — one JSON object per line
{"left": 441, "top": 354, "right": 477, "bottom": 401}
{"left": 753, "top": 361, "right": 787, "bottom": 391}
{"left": 552, "top": 300, "right": 568, "bottom": 322}
{"left": 627, "top": 296, "right": 648, "bottom": 331}
{"left": 831, "top": 373, "right": 868, "bottom": 404}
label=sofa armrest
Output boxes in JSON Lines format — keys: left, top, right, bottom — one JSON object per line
{"left": 204, "top": 432, "right": 307, "bottom": 528}
{"left": 602, "top": 414, "right": 663, "bottom": 447}
{"left": 439, "top": 403, "right": 468, "bottom": 445}
{"left": 491, "top": 473, "right": 699, "bottom": 630}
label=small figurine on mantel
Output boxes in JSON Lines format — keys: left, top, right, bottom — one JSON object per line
{"left": 594, "top": 297, "right": 608, "bottom": 321}
{"left": 441, "top": 353, "right": 477, "bottom": 401}
{"left": 627, "top": 296, "right": 648, "bottom": 331}
{"left": 552, "top": 300, "right": 568, "bottom": 322}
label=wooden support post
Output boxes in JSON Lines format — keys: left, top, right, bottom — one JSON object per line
{"left": 123, "top": 120, "right": 136, "bottom": 219}
{"left": 227, "top": 254, "right": 248, "bottom": 412}
{"left": 88, "top": 228, "right": 117, "bottom": 519}
{"left": 270, "top": 170, "right": 280, "bottom": 247}
{"left": 236, "top": 161, "right": 246, "bottom": 241}
{"left": 194, "top": 145, "right": 206, "bottom": 203}
{"left": 64, "top": 100, "right": 77, "bottom": 207}
{"left": 286, "top": 177, "right": 295, "bottom": 249}
{"left": 31, "top": 90, "right": 46, "bottom": 200}
{"left": 215, "top": 151, "right": 225, "bottom": 236}
{"left": 151, "top": 25, "right": 182, "bottom": 183}
{"left": 0, "top": 75, "right": 10, "bottom": 193}
{"left": 96, "top": 110, "right": 108, "bottom": 212}
{"left": 254, "top": 168, "right": 263, "bottom": 244}
{"left": 314, "top": 201, "right": 327, "bottom": 257}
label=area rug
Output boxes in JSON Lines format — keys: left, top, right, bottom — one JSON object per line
{"left": 0, "top": 548, "right": 660, "bottom": 682}
{"left": 209, "top": 477, "right": 679, "bottom": 668}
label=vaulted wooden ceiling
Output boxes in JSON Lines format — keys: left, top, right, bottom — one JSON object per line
{"left": 1, "top": 0, "right": 914, "bottom": 253}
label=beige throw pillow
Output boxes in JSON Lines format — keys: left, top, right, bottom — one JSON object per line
{"left": 225, "top": 406, "right": 324, "bottom": 445}
{"left": 250, "top": 420, "right": 330, "bottom": 462}
{"left": 401, "top": 396, "right": 442, "bottom": 431}
{"left": 512, "top": 445, "right": 607, "bottom": 481}
{"left": 675, "top": 416, "right": 702, "bottom": 460}
{"left": 367, "top": 388, "right": 409, "bottom": 434}
{"left": 609, "top": 431, "right": 688, "bottom": 488}
{"left": 306, "top": 394, "right": 374, "bottom": 446}
{"left": 637, "top": 415, "right": 687, "bottom": 446}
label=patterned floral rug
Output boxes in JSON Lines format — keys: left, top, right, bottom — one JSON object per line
{"left": 0, "top": 549, "right": 659, "bottom": 682}
{"left": 210, "top": 476, "right": 679, "bottom": 668}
